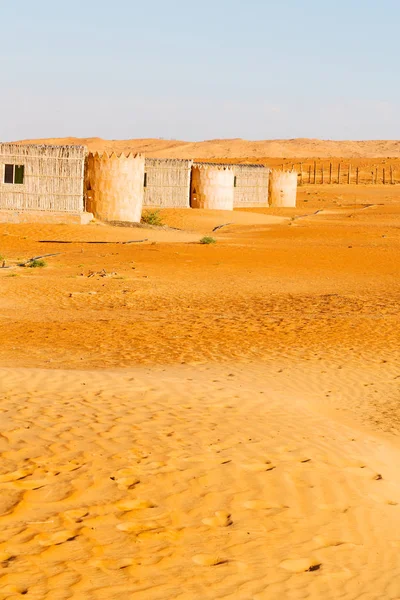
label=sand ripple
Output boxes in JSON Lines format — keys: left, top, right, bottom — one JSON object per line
{"left": 1, "top": 365, "right": 400, "bottom": 599}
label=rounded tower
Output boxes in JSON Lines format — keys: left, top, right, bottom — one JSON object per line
{"left": 268, "top": 170, "right": 297, "bottom": 208}
{"left": 86, "top": 152, "right": 145, "bottom": 222}
{"left": 190, "top": 165, "right": 235, "bottom": 210}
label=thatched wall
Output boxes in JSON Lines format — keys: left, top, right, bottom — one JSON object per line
{"left": 86, "top": 152, "right": 145, "bottom": 223}
{"left": 269, "top": 170, "right": 297, "bottom": 207}
{"left": 0, "top": 144, "right": 86, "bottom": 212}
{"left": 144, "top": 159, "right": 192, "bottom": 208}
{"left": 232, "top": 164, "right": 270, "bottom": 207}
{"left": 191, "top": 164, "right": 234, "bottom": 210}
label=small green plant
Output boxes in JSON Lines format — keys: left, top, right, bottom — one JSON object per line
{"left": 27, "top": 259, "right": 47, "bottom": 268}
{"left": 6, "top": 273, "right": 18, "bottom": 278}
{"left": 141, "top": 209, "right": 164, "bottom": 226}
{"left": 199, "top": 236, "right": 217, "bottom": 245}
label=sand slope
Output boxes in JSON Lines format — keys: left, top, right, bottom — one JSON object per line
{"left": 1, "top": 364, "right": 400, "bottom": 600}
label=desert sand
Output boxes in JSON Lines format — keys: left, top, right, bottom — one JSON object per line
{"left": 1, "top": 182, "right": 400, "bottom": 599}
{"left": 14, "top": 136, "right": 400, "bottom": 158}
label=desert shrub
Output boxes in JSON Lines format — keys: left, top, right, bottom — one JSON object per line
{"left": 27, "top": 259, "right": 46, "bottom": 268}
{"left": 141, "top": 210, "right": 163, "bottom": 226}
{"left": 199, "top": 236, "right": 217, "bottom": 245}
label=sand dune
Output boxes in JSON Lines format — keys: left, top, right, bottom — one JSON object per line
{"left": 13, "top": 136, "right": 400, "bottom": 159}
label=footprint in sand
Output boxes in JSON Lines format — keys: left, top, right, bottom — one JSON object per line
{"left": 115, "top": 477, "right": 140, "bottom": 490}
{"left": 89, "top": 557, "right": 134, "bottom": 572}
{"left": 111, "top": 469, "right": 140, "bottom": 490}
{"left": 192, "top": 554, "right": 229, "bottom": 566}
{"left": 280, "top": 558, "right": 321, "bottom": 573}
{"left": 63, "top": 509, "right": 89, "bottom": 523}
{"left": 35, "top": 530, "right": 78, "bottom": 546}
{"left": 116, "top": 499, "right": 156, "bottom": 511}
{"left": 202, "top": 511, "right": 232, "bottom": 527}
{"left": 116, "top": 520, "right": 159, "bottom": 533}
{"left": 0, "top": 489, "right": 23, "bottom": 515}
{"left": 13, "top": 478, "right": 51, "bottom": 490}
{"left": 0, "top": 585, "right": 29, "bottom": 596}
{"left": 24, "top": 481, "right": 73, "bottom": 502}
{"left": 0, "top": 468, "right": 33, "bottom": 483}
{"left": 0, "top": 552, "right": 16, "bottom": 567}
{"left": 313, "top": 535, "right": 347, "bottom": 548}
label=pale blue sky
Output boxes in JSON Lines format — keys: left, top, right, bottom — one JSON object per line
{"left": 1, "top": 0, "right": 399, "bottom": 141}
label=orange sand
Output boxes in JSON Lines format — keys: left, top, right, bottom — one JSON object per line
{"left": 14, "top": 136, "right": 400, "bottom": 158}
{"left": 0, "top": 184, "right": 400, "bottom": 599}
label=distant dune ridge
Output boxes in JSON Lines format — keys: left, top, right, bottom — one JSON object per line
{"left": 12, "top": 137, "right": 400, "bottom": 158}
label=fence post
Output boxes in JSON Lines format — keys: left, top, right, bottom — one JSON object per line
{"left": 313, "top": 161, "right": 317, "bottom": 184}
{"left": 337, "top": 163, "right": 341, "bottom": 184}
{"left": 300, "top": 163, "right": 303, "bottom": 185}
{"left": 390, "top": 165, "right": 394, "bottom": 184}
{"left": 383, "top": 168, "right": 386, "bottom": 185}
{"left": 308, "top": 165, "right": 311, "bottom": 183}
{"left": 329, "top": 162, "right": 332, "bottom": 184}
{"left": 348, "top": 164, "right": 351, "bottom": 184}
{"left": 321, "top": 164, "right": 324, "bottom": 184}
{"left": 356, "top": 167, "right": 359, "bottom": 185}
{"left": 375, "top": 167, "right": 378, "bottom": 184}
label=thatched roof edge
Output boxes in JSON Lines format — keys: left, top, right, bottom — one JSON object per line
{"left": 194, "top": 161, "right": 269, "bottom": 170}
{"left": 145, "top": 158, "right": 193, "bottom": 166}
{"left": 0, "top": 143, "right": 88, "bottom": 157}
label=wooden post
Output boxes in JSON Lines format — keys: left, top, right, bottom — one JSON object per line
{"left": 300, "top": 163, "right": 303, "bottom": 185}
{"left": 383, "top": 167, "right": 386, "bottom": 185}
{"left": 356, "top": 167, "right": 359, "bottom": 185}
{"left": 390, "top": 165, "right": 394, "bottom": 185}
{"left": 321, "top": 164, "right": 324, "bottom": 184}
{"left": 375, "top": 167, "right": 378, "bottom": 184}
{"left": 308, "top": 165, "right": 311, "bottom": 183}
{"left": 371, "top": 170, "right": 374, "bottom": 184}
{"left": 313, "top": 161, "right": 317, "bottom": 184}
{"left": 348, "top": 164, "right": 351, "bottom": 184}
{"left": 329, "top": 162, "right": 332, "bottom": 184}
{"left": 337, "top": 163, "right": 341, "bottom": 184}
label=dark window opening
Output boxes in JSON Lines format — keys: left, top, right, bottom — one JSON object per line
{"left": 14, "top": 165, "right": 25, "bottom": 184}
{"left": 144, "top": 173, "right": 147, "bottom": 188}
{"left": 4, "top": 164, "right": 25, "bottom": 185}
{"left": 234, "top": 176, "right": 237, "bottom": 188}
{"left": 4, "top": 164, "right": 14, "bottom": 184}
